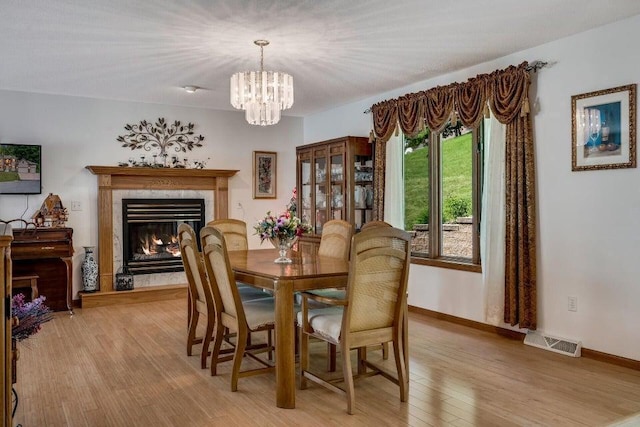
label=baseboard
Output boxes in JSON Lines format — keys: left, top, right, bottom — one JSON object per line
{"left": 408, "top": 305, "right": 524, "bottom": 340}
{"left": 408, "top": 305, "right": 640, "bottom": 371}
{"left": 80, "top": 284, "right": 187, "bottom": 308}
{"left": 581, "top": 348, "right": 640, "bottom": 371}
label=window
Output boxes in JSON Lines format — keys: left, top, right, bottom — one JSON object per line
{"left": 403, "top": 120, "right": 482, "bottom": 271}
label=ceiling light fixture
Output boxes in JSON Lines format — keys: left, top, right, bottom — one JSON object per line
{"left": 183, "top": 85, "right": 199, "bottom": 93}
{"left": 230, "top": 40, "right": 294, "bottom": 126}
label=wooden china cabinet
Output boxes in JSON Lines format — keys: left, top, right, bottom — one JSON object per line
{"left": 296, "top": 136, "right": 374, "bottom": 246}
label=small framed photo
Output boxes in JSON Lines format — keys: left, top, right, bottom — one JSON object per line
{"left": 571, "top": 84, "right": 636, "bottom": 171}
{"left": 253, "top": 151, "right": 277, "bottom": 199}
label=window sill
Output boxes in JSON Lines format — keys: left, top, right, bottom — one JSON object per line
{"left": 410, "top": 256, "right": 482, "bottom": 273}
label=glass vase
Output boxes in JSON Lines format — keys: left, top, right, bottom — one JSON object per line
{"left": 270, "top": 236, "right": 297, "bottom": 264}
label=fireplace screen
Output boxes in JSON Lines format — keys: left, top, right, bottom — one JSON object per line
{"left": 122, "top": 198, "right": 205, "bottom": 275}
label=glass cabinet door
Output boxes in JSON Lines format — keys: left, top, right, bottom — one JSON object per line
{"left": 353, "top": 154, "right": 374, "bottom": 230}
{"left": 314, "top": 155, "right": 327, "bottom": 234}
{"left": 330, "top": 154, "right": 344, "bottom": 221}
{"left": 300, "top": 157, "right": 312, "bottom": 226}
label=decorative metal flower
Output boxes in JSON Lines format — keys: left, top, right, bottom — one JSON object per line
{"left": 117, "top": 118, "right": 204, "bottom": 156}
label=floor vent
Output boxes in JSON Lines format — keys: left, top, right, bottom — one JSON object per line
{"left": 523, "top": 331, "right": 581, "bottom": 357}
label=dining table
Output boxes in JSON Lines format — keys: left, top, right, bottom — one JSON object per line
{"left": 227, "top": 247, "right": 349, "bottom": 409}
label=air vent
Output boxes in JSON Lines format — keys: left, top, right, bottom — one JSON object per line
{"left": 523, "top": 331, "right": 581, "bottom": 357}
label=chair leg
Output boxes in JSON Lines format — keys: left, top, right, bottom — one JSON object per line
{"left": 382, "top": 342, "right": 389, "bottom": 360}
{"left": 341, "top": 342, "right": 355, "bottom": 415}
{"left": 357, "top": 346, "right": 367, "bottom": 375}
{"left": 299, "top": 327, "right": 309, "bottom": 390}
{"left": 403, "top": 304, "right": 409, "bottom": 374}
{"left": 230, "top": 328, "right": 248, "bottom": 392}
{"left": 267, "top": 329, "right": 273, "bottom": 361}
{"left": 200, "top": 315, "right": 214, "bottom": 369}
{"left": 393, "top": 338, "right": 408, "bottom": 402}
{"left": 327, "top": 343, "right": 337, "bottom": 372}
{"left": 210, "top": 321, "right": 225, "bottom": 376}
{"left": 187, "top": 311, "right": 199, "bottom": 356}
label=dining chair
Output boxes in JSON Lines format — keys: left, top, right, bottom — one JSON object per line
{"left": 318, "top": 219, "right": 353, "bottom": 260}
{"left": 360, "top": 220, "right": 392, "bottom": 231}
{"left": 178, "top": 224, "right": 215, "bottom": 368}
{"left": 207, "top": 218, "right": 271, "bottom": 301}
{"left": 305, "top": 219, "right": 353, "bottom": 370}
{"left": 298, "top": 226, "right": 411, "bottom": 415}
{"left": 358, "top": 220, "right": 393, "bottom": 360}
{"left": 200, "top": 226, "right": 276, "bottom": 391}
{"left": 178, "top": 223, "right": 199, "bottom": 341}
{"left": 206, "top": 218, "right": 249, "bottom": 251}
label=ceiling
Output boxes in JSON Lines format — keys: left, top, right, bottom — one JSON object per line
{"left": 2, "top": 1, "right": 640, "bottom": 117}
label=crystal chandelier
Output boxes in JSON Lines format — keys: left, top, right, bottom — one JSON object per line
{"left": 230, "top": 40, "right": 294, "bottom": 126}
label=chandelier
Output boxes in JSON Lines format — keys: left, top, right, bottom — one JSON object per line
{"left": 230, "top": 40, "right": 294, "bottom": 126}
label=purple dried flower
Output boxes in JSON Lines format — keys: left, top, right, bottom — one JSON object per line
{"left": 11, "top": 294, "right": 53, "bottom": 342}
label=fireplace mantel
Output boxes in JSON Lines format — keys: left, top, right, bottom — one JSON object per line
{"left": 86, "top": 165, "right": 238, "bottom": 294}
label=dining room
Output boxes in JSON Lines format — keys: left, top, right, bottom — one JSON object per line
{"left": 2, "top": 1, "right": 640, "bottom": 426}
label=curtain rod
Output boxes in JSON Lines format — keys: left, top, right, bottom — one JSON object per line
{"left": 362, "top": 60, "right": 548, "bottom": 114}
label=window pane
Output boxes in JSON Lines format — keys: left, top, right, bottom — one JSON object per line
{"left": 404, "top": 135, "right": 429, "bottom": 256}
{"left": 441, "top": 130, "right": 473, "bottom": 259}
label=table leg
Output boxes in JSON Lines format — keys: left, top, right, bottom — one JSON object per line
{"left": 274, "top": 279, "right": 295, "bottom": 409}
{"left": 62, "top": 256, "right": 73, "bottom": 315}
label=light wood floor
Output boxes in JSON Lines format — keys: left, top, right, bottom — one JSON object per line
{"left": 12, "top": 299, "right": 640, "bottom": 426}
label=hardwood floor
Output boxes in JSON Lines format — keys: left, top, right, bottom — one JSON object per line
{"left": 12, "top": 300, "right": 640, "bottom": 426}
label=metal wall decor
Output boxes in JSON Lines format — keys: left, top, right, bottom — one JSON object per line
{"left": 117, "top": 118, "right": 205, "bottom": 158}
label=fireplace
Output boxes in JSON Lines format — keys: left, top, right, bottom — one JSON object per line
{"left": 122, "top": 198, "right": 205, "bottom": 275}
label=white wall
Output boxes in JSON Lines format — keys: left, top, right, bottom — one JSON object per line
{"left": 305, "top": 15, "right": 640, "bottom": 361}
{"left": 0, "top": 91, "right": 303, "bottom": 299}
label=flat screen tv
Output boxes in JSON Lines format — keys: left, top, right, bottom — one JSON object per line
{"left": 0, "top": 143, "right": 42, "bottom": 194}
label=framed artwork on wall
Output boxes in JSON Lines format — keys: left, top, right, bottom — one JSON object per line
{"left": 571, "top": 84, "right": 636, "bottom": 171}
{"left": 253, "top": 151, "right": 277, "bottom": 199}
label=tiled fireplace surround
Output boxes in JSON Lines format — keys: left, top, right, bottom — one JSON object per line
{"left": 84, "top": 166, "right": 238, "bottom": 305}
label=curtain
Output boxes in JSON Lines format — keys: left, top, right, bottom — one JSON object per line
{"left": 371, "top": 100, "right": 397, "bottom": 221}
{"left": 481, "top": 114, "right": 506, "bottom": 326}
{"left": 372, "top": 138, "right": 386, "bottom": 221}
{"left": 384, "top": 133, "right": 405, "bottom": 228}
{"left": 491, "top": 63, "right": 537, "bottom": 329}
{"left": 368, "top": 62, "right": 537, "bottom": 330}
{"left": 503, "top": 115, "right": 537, "bottom": 329}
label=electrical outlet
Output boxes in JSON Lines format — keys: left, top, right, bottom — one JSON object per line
{"left": 568, "top": 296, "right": 577, "bottom": 312}
{"left": 71, "top": 201, "right": 82, "bottom": 211}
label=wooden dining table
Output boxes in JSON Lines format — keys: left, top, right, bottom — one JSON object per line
{"left": 227, "top": 247, "right": 349, "bottom": 409}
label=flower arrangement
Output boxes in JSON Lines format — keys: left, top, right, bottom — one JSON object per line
{"left": 254, "top": 209, "right": 311, "bottom": 243}
{"left": 11, "top": 294, "right": 53, "bottom": 342}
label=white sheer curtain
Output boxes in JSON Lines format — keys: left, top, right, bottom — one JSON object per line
{"left": 481, "top": 114, "right": 507, "bottom": 325}
{"left": 384, "top": 133, "right": 405, "bottom": 228}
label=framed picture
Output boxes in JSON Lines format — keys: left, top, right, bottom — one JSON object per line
{"left": 253, "top": 151, "right": 277, "bottom": 199}
{"left": 571, "top": 84, "right": 636, "bottom": 171}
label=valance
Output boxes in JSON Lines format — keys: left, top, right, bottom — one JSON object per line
{"left": 369, "top": 61, "right": 530, "bottom": 143}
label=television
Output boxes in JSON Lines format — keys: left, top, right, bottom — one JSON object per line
{"left": 0, "top": 143, "right": 42, "bottom": 194}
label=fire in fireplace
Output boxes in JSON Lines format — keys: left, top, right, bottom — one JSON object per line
{"left": 122, "top": 198, "right": 205, "bottom": 275}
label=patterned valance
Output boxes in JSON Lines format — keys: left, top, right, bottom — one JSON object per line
{"left": 369, "top": 61, "right": 530, "bottom": 143}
